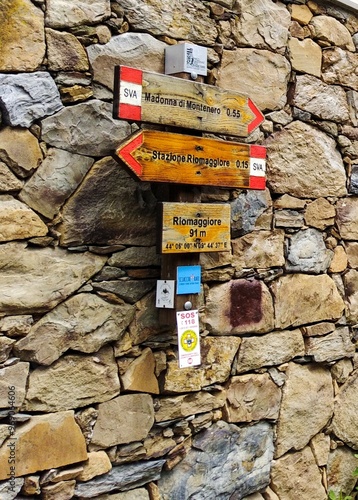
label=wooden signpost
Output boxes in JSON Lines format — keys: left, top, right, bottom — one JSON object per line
{"left": 115, "top": 129, "right": 266, "bottom": 190}
{"left": 113, "top": 60, "right": 266, "bottom": 328}
{"left": 159, "top": 202, "right": 231, "bottom": 254}
{"left": 113, "top": 65, "right": 264, "bottom": 137}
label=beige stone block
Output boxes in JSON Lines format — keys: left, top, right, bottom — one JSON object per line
{"left": 77, "top": 451, "right": 112, "bottom": 481}
{"left": 87, "top": 33, "right": 166, "bottom": 92}
{"left": 200, "top": 250, "right": 232, "bottom": 270}
{"left": 23, "top": 346, "right": 120, "bottom": 412}
{"left": 0, "top": 0, "right": 45, "bottom": 72}
{"left": 154, "top": 391, "right": 226, "bottom": 422}
{"left": 294, "top": 74, "right": 349, "bottom": 123}
{"left": 113, "top": 0, "right": 217, "bottom": 45}
{"left": 121, "top": 348, "right": 159, "bottom": 394}
{"left": 273, "top": 194, "right": 306, "bottom": 209}
{"left": 0, "top": 127, "right": 42, "bottom": 178}
{"left": 327, "top": 446, "right": 358, "bottom": 496}
{"left": 329, "top": 246, "right": 347, "bottom": 273}
{"left": 266, "top": 121, "right": 346, "bottom": 198}
{"left": 0, "top": 315, "right": 33, "bottom": 338}
{"left": 46, "top": 28, "right": 89, "bottom": 72}
{"left": 42, "top": 480, "right": 76, "bottom": 500}
{"left": 331, "top": 358, "right": 353, "bottom": 385}
{"left": 275, "top": 363, "right": 333, "bottom": 458}
{"left": 90, "top": 394, "right": 154, "bottom": 449}
{"left": 202, "top": 267, "right": 235, "bottom": 282}
{"left": 0, "top": 411, "right": 87, "bottom": 480}
{"left": 274, "top": 210, "right": 304, "bottom": 229}
{"left": 305, "top": 197, "right": 336, "bottom": 229}
{"left": 45, "top": 0, "right": 110, "bottom": 28}
{"left": 218, "top": 48, "right": 290, "bottom": 111}
{"left": 288, "top": 37, "right": 322, "bottom": 77}
{"left": 337, "top": 198, "right": 358, "bottom": 240}
{"left": 0, "top": 196, "right": 47, "bottom": 242}
{"left": 346, "top": 242, "right": 358, "bottom": 268}
{"left": 113, "top": 441, "right": 146, "bottom": 464}
{"left": 144, "top": 433, "right": 177, "bottom": 460}
{"left": 231, "top": 0, "right": 290, "bottom": 51}
{"left": 271, "top": 446, "right": 326, "bottom": 499}
{"left": 272, "top": 274, "right": 344, "bottom": 329}
{"left": 310, "top": 15, "right": 355, "bottom": 51}
{"left": 322, "top": 47, "right": 358, "bottom": 90}
{"left": 0, "top": 361, "right": 29, "bottom": 408}
{"left": 0, "top": 425, "right": 10, "bottom": 447}
{"left": 223, "top": 373, "right": 281, "bottom": 423}
{"left": 15, "top": 293, "right": 134, "bottom": 365}
{"left": 301, "top": 322, "right": 335, "bottom": 337}
{"left": 291, "top": 4, "right": 313, "bottom": 24}
{"left": 205, "top": 279, "right": 274, "bottom": 335}
{"left": 0, "top": 336, "right": 15, "bottom": 363}
{"left": 47, "top": 465, "right": 84, "bottom": 482}
{"left": 332, "top": 370, "right": 358, "bottom": 448}
{"left": 343, "top": 269, "right": 358, "bottom": 323}
{"left": 236, "top": 329, "right": 304, "bottom": 373}
{"left": 19, "top": 147, "right": 94, "bottom": 220}
{"left": 310, "top": 433, "right": 330, "bottom": 467}
{"left": 0, "top": 242, "right": 106, "bottom": 314}
{"left": 305, "top": 327, "right": 355, "bottom": 362}
{"left": 232, "top": 230, "right": 285, "bottom": 270}
{"left": 0, "top": 161, "right": 23, "bottom": 192}
{"left": 22, "top": 475, "right": 41, "bottom": 495}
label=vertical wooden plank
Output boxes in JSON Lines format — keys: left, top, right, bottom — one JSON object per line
{"left": 159, "top": 184, "right": 201, "bottom": 326}
{"left": 159, "top": 72, "right": 204, "bottom": 326}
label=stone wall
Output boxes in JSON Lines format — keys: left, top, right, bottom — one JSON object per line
{"left": 1, "top": 0, "right": 358, "bottom": 498}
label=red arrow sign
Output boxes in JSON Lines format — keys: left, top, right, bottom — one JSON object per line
{"left": 113, "top": 66, "right": 264, "bottom": 137}
{"left": 115, "top": 130, "right": 266, "bottom": 189}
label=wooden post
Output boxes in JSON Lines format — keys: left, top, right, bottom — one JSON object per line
{"left": 159, "top": 72, "right": 204, "bottom": 326}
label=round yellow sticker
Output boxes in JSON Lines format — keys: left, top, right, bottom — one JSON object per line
{"left": 180, "top": 330, "right": 198, "bottom": 352}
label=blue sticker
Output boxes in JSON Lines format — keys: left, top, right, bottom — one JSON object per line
{"left": 177, "top": 265, "right": 201, "bottom": 295}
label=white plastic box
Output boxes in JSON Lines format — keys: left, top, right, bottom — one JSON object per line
{"left": 165, "top": 43, "right": 207, "bottom": 76}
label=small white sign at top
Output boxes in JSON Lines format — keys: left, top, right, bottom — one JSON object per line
{"left": 165, "top": 43, "right": 207, "bottom": 76}
{"left": 332, "top": 0, "right": 358, "bottom": 9}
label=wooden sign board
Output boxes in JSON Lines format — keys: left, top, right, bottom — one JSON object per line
{"left": 159, "top": 202, "right": 231, "bottom": 254}
{"left": 115, "top": 130, "right": 266, "bottom": 189}
{"left": 113, "top": 65, "right": 264, "bottom": 138}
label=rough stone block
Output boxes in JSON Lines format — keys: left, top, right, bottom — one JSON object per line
{"left": 0, "top": 73, "right": 63, "bottom": 127}
{"left": 0, "top": 411, "right": 87, "bottom": 480}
